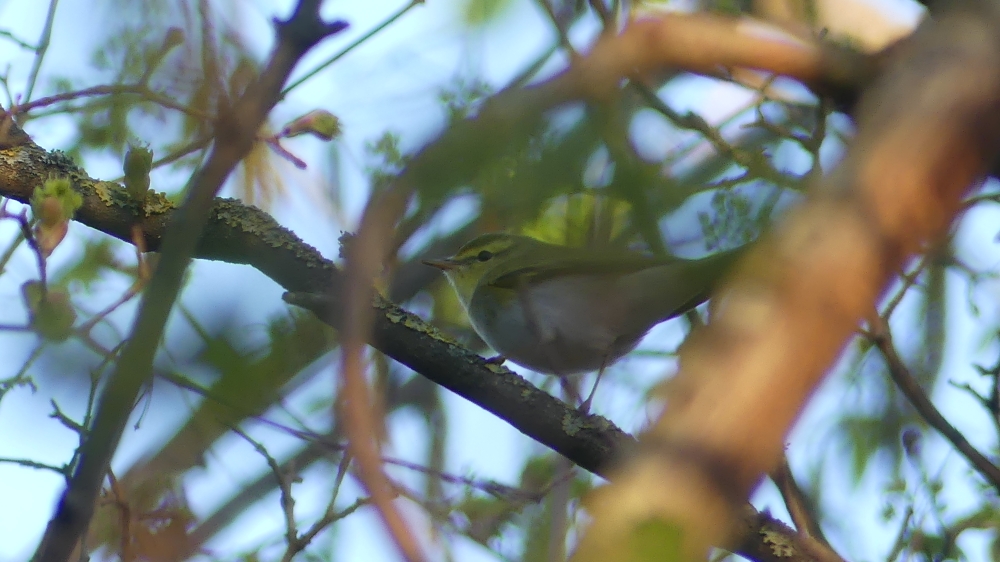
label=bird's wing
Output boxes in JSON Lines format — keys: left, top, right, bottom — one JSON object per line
{"left": 488, "top": 253, "right": 675, "bottom": 289}
{"left": 623, "top": 246, "right": 748, "bottom": 322}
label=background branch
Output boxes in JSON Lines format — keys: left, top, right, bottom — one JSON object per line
{"left": 29, "top": 3, "right": 347, "bottom": 560}
{"left": 869, "top": 316, "right": 1000, "bottom": 490}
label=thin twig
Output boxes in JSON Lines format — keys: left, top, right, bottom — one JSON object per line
{"left": 869, "top": 316, "right": 1000, "bottom": 491}
{"left": 1, "top": 205, "right": 48, "bottom": 291}
{"left": 281, "top": 0, "right": 421, "bottom": 96}
{"left": 15, "top": 83, "right": 216, "bottom": 123}
{"left": 76, "top": 230, "right": 149, "bottom": 335}
{"left": 632, "top": 82, "right": 798, "bottom": 190}
{"left": 283, "top": 496, "right": 371, "bottom": 562}
{"left": 105, "top": 472, "right": 134, "bottom": 562}
{"left": 281, "top": 454, "right": 367, "bottom": 562}
{"left": 0, "top": 28, "right": 36, "bottom": 50}
{"left": 884, "top": 506, "right": 914, "bottom": 562}
{"left": 587, "top": 0, "right": 613, "bottom": 28}
{"left": 0, "top": 457, "right": 67, "bottom": 475}
{"left": 535, "top": 0, "right": 577, "bottom": 56}
{"left": 229, "top": 425, "right": 300, "bottom": 554}
{"left": 880, "top": 256, "right": 929, "bottom": 320}
{"left": 770, "top": 457, "right": 828, "bottom": 544}
{"left": 22, "top": 0, "right": 59, "bottom": 103}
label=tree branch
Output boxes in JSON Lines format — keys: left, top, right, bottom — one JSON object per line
{"left": 869, "top": 315, "right": 1000, "bottom": 491}
{"left": 29, "top": 3, "right": 346, "bottom": 560}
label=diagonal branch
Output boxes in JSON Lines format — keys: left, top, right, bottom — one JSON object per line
{"left": 869, "top": 316, "right": 1000, "bottom": 490}
{"left": 29, "top": 3, "right": 346, "bottom": 561}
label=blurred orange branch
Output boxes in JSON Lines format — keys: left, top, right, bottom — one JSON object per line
{"left": 574, "top": 4, "right": 1000, "bottom": 560}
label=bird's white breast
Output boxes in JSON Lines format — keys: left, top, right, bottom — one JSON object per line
{"left": 468, "top": 274, "right": 644, "bottom": 374}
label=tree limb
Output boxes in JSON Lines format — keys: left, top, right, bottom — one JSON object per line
{"left": 869, "top": 316, "right": 1000, "bottom": 490}
{"left": 29, "top": 2, "right": 347, "bottom": 560}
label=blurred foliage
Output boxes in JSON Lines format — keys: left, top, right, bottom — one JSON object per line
{"left": 520, "top": 192, "right": 632, "bottom": 247}
{"left": 234, "top": 127, "right": 285, "bottom": 208}
{"left": 22, "top": 281, "right": 76, "bottom": 341}
{"left": 123, "top": 143, "right": 154, "bottom": 201}
{"left": 462, "top": 0, "right": 519, "bottom": 26}
{"left": 441, "top": 79, "right": 493, "bottom": 122}
{"left": 366, "top": 131, "right": 407, "bottom": 192}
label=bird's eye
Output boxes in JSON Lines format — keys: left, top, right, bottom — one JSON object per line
{"left": 476, "top": 250, "right": 494, "bottom": 262}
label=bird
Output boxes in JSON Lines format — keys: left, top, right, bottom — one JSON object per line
{"left": 423, "top": 233, "right": 745, "bottom": 397}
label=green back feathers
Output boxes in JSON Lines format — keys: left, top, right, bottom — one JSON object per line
{"left": 440, "top": 232, "right": 747, "bottom": 311}
{"left": 472, "top": 234, "right": 696, "bottom": 289}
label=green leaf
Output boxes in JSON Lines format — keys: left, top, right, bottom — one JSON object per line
{"left": 281, "top": 109, "right": 342, "bottom": 141}
{"left": 461, "top": 0, "right": 516, "bottom": 27}
{"left": 123, "top": 143, "right": 153, "bottom": 201}
{"left": 55, "top": 239, "right": 118, "bottom": 290}
{"left": 21, "top": 282, "right": 76, "bottom": 342}
{"left": 30, "top": 176, "right": 82, "bottom": 225}
{"left": 458, "top": 495, "right": 516, "bottom": 545}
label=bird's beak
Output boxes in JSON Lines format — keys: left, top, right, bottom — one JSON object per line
{"left": 422, "top": 258, "right": 459, "bottom": 271}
